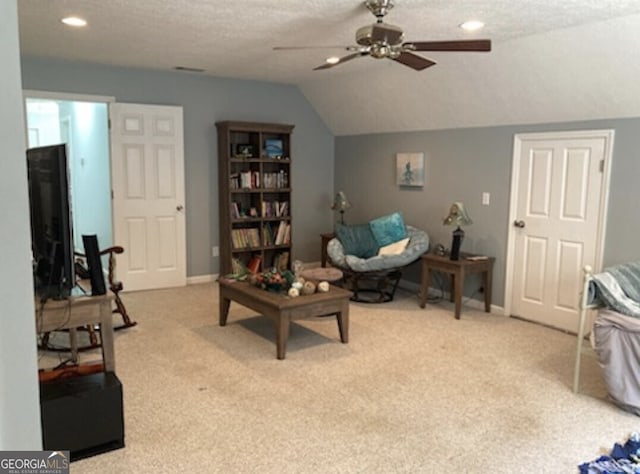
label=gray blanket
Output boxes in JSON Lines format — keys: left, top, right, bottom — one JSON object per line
{"left": 589, "top": 261, "right": 640, "bottom": 318}
{"left": 594, "top": 308, "right": 640, "bottom": 415}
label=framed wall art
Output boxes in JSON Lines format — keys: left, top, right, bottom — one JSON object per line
{"left": 264, "top": 139, "right": 284, "bottom": 158}
{"left": 234, "top": 144, "right": 254, "bottom": 157}
{"left": 396, "top": 152, "right": 425, "bottom": 187}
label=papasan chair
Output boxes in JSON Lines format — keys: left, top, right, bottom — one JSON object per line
{"left": 327, "top": 212, "right": 429, "bottom": 303}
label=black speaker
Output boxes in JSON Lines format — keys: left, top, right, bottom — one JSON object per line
{"left": 82, "top": 234, "right": 106, "bottom": 295}
{"left": 40, "top": 372, "right": 125, "bottom": 461}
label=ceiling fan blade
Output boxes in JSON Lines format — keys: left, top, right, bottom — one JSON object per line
{"left": 392, "top": 52, "right": 436, "bottom": 71}
{"left": 406, "top": 39, "right": 491, "bottom": 52}
{"left": 313, "top": 52, "right": 363, "bottom": 70}
{"left": 274, "top": 46, "right": 357, "bottom": 51}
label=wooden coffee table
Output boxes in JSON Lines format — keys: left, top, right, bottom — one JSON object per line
{"left": 218, "top": 280, "right": 351, "bottom": 359}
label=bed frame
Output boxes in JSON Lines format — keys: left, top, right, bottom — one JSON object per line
{"left": 573, "top": 265, "right": 600, "bottom": 393}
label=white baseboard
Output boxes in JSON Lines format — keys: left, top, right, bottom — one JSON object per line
{"left": 187, "top": 274, "right": 218, "bottom": 285}
{"left": 184, "top": 273, "right": 505, "bottom": 314}
{"left": 186, "top": 261, "right": 321, "bottom": 285}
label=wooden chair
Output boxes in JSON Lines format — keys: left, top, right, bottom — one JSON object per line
{"left": 75, "top": 245, "right": 137, "bottom": 345}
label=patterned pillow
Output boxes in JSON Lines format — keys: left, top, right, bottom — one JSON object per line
{"left": 335, "top": 223, "right": 379, "bottom": 259}
{"left": 369, "top": 212, "right": 407, "bottom": 247}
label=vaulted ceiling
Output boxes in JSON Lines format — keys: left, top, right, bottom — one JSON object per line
{"left": 18, "top": 0, "right": 640, "bottom": 135}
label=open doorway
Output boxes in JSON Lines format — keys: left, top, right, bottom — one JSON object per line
{"left": 24, "top": 95, "right": 112, "bottom": 252}
{"left": 24, "top": 92, "right": 187, "bottom": 291}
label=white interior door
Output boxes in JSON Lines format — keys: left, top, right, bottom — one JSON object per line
{"left": 506, "top": 130, "right": 613, "bottom": 332}
{"left": 110, "top": 103, "right": 186, "bottom": 291}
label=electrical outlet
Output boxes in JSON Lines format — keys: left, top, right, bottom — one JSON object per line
{"left": 212, "top": 246, "right": 219, "bottom": 257}
{"left": 482, "top": 192, "right": 490, "bottom": 206}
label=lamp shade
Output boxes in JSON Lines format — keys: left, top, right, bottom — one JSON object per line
{"left": 331, "top": 191, "right": 351, "bottom": 212}
{"left": 443, "top": 202, "right": 472, "bottom": 227}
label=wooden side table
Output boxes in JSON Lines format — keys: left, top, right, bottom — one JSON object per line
{"left": 320, "top": 232, "right": 336, "bottom": 267}
{"left": 35, "top": 294, "right": 116, "bottom": 371}
{"left": 419, "top": 252, "right": 495, "bottom": 319}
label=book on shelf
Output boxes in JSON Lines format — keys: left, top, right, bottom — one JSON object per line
{"left": 231, "top": 227, "right": 260, "bottom": 249}
{"left": 273, "top": 251, "right": 289, "bottom": 272}
{"left": 263, "top": 222, "right": 274, "bottom": 246}
{"left": 283, "top": 223, "right": 291, "bottom": 245}
{"left": 247, "top": 228, "right": 260, "bottom": 247}
{"left": 238, "top": 170, "right": 261, "bottom": 189}
{"left": 247, "top": 255, "right": 262, "bottom": 273}
{"left": 261, "top": 201, "right": 268, "bottom": 217}
{"left": 274, "top": 221, "right": 290, "bottom": 246}
{"left": 278, "top": 201, "right": 289, "bottom": 217}
{"left": 261, "top": 171, "right": 289, "bottom": 189}
{"left": 231, "top": 258, "right": 247, "bottom": 276}
{"left": 230, "top": 229, "right": 244, "bottom": 249}
{"left": 279, "top": 170, "right": 288, "bottom": 188}
{"left": 260, "top": 200, "right": 289, "bottom": 218}
{"left": 230, "top": 201, "right": 241, "bottom": 219}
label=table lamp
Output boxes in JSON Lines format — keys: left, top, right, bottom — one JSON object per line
{"left": 331, "top": 191, "right": 351, "bottom": 225}
{"left": 443, "top": 202, "right": 472, "bottom": 261}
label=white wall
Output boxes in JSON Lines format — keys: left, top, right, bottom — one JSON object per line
{"left": 25, "top": 99, "right": 61, "bottom": 146}
{"left": 59, "top": 101, "right": 112, "bottom": 250}
{"left": 26, "top": 99, "right": 113, "bottom": 251}
{"left": 0, "top": 0, "right": 42, "bottom": 449}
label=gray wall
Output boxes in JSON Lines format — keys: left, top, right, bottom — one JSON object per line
{"left": 20, "top": 57, "right": 335, "bottom": 277}
{"left": 0, "top": 0, "right": 42, "bottom": 449}
{"left": 336, "top": 118, "right": 640, "bottom": 306}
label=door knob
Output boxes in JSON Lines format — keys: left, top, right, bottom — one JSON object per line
{"left": 176, "top": 205, "right": 184, "bottom": 211}
{"left": 514, "top": 220, "right": 525, "bottom": 228}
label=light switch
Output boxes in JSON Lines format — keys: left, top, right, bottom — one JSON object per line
{"left": 482, "top": 192, "right": 490, "bottom": 206}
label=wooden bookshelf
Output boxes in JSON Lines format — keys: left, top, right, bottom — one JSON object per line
{"left": 216, "top": 121, "right": 294, "bottom": 275}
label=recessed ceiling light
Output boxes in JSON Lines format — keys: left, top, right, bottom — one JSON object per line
{"left": 61, "top": 16, "right": 87, "bottom": 27}
{"left": 459, "top": 20, "right": 484, "bottom": 32}
{"left": 326, "top": 56, "right": 340, "bottom": 65}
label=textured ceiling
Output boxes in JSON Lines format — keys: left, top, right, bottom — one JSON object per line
{"left": 17, "top": 0, "right": 640, "bottom": 135}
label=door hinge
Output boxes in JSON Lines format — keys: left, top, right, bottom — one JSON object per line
{"left": 599, "top": 159, "right": 605, "bottom": 173}
{"left": 111, "top": 189, "right": 114, "bottom": 199}
{"left": 108, "top": 118, "right": 111, "bottom": 130}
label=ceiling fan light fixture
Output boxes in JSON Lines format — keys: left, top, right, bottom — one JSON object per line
{"left": 370, "top": 43, "right": 389, "bottom": 59}
{"left": 61, "top": 16, "right": 87, "bottom": 27}
{"left": 388, "top": 48, "right": 401, "bottom": 59}
{"left": 276, "top": 2, "right": 492, "bottom": 72}
{"left": 459, "top": 20, "right": 484, "bottom": 31}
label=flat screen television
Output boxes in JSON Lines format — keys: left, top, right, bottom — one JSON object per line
{"left": 27, "top": 144, "right": 75, "bottom": 300}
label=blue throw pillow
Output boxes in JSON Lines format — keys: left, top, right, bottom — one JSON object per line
{"left": 335, "top": 223, "right": 379, "bottom": 259}
{"left": 369, "top": 212, "right": 407, "bottom": 247}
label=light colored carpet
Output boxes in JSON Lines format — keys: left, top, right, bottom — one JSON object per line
{"left": 39, "top": 283, "right": 638, "bottom": 473}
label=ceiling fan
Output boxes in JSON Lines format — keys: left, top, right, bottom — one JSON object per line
{"left": 274, "top": 0, "right": 491, "bottom": 71}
